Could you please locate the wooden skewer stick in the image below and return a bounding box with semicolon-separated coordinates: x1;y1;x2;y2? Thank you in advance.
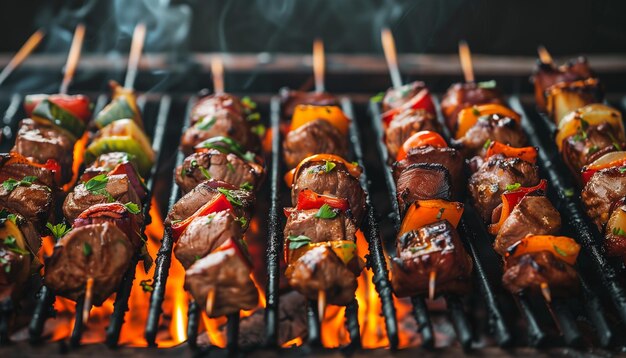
211;56;225;94
317;289;326;323
205;286;216;317
82;277;94;324
540;282;552;303
381;28;402;89
458;40;475;83
313;38;325;93
59;24;86;95
428;270;437;301
0;29;45;87
537;45;553;65
124;23;146;90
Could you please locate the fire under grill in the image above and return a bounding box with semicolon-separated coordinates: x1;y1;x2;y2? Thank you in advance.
0;54;626;356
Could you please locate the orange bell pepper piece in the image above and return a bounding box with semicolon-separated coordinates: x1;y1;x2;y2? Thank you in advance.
399;199;464;235
506;235;580;266
396;130;448;161
290;104;350;136
455;104;521;139
284;154;362;187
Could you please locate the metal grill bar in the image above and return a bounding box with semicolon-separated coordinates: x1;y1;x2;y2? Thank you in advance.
306;303;322;347
0;300;13;344
186;301;200;349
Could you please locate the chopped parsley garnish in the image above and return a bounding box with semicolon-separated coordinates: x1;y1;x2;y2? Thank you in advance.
620;167;626;174
3;236;28;255
247;112;261;121
562;188;575;197
613;227;626;237
315;204;338;219
288;235;312;250
199;136;255;162
0;257;10;273
123;202;141;215
483;139;492;150
195;116;217;130
0;209;17;225
553;245;568;257
505;182;521;191
608;132;622;151
2;175;37;192
235;216;248;227
324;160;336;173
370;92;385;103
46;222;72;241
82;242;93;257
477;80;497;89
139;279;154;292
199;165;212;179
240;182;254;191
241;96;257;110
351;161;359;167
588;145;600;155
84;174;114;202
226;162;235;173
251;124;266;137
472;106;481;116
217;187;243;206
204;213;216;225
436;208;445;219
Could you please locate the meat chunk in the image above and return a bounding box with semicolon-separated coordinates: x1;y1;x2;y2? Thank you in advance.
180;110;255;156
382;81;428;112
440;82;504;132
287;245;358;306
80;152;135;182
395;163;452;216
283;120;348;169
175;150;264;194
391;220;473;297
468;155;540;222
561;123;624;177
502;251;578;296
174;210;242;269
280;88;337;120
532;57;594;111
190;93;246;126
284;208;357;245
291;161;366;224
185;243;259;318
582;166;626;230
493;196;561;255
44;223;134;305
166;180;255;226
12;118;75;184
73;203;144;250
0;183;54;230
0;154;57;188
63;174;142;223
453;114;527;158
384;109;440;160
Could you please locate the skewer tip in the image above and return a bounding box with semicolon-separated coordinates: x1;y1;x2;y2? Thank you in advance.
317;289;326;323
458;40;475;83
540;282;552;303
381;27;402;89
313;38;325;93
428;270;437;300
82;277;94;324
211;55;225;94
205;286;216;317
537;45;553;65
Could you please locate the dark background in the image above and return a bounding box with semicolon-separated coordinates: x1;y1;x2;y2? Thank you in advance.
1;0;626;56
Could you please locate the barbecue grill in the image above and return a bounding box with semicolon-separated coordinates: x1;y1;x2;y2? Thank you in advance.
1;51;626;357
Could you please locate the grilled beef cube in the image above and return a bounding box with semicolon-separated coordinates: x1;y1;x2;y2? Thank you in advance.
468;155;540;222
63;174;142;223
0;154;57;188
440;82;504;132
280;88;337;120
190;93;246;126
44;223;134;305
390;220;473;297
175;150;264;194
493;196;561;255
393;146;464;198
80;152;136;181
283;120;348;169
291;161;366;225
288;245;358;306
396;163;452;215
532;57;594;112
12;118;75;184
181;110;255;156
174;210;242;269
0;183;54;230
185;242;258;318
384;109;440;160
165;179;254;226
453;114;527;158
502;251;578;296
561;123;624;177
73;203;143;250
582;166;626;230
382;81;428;112
284;208;357;244
546;78;603;124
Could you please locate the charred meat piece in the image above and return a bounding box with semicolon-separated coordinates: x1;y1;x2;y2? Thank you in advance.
283;119;348;169
0;154;57;189
73;203;143;250
382;81;428;112
287;245;358;306
468;155;540;222
395;163;452;216
561;123;625;177
532;57;594;111
284;208;357;244
391;220;473;297
291;161;366;224
44;223;134;305
63;174;142;223
393;145;464;198
190;93;246;126
502;251;578;296
166;179;255;226
181;110;255;156
493;196;561;255
582;166;626;230
440;82;504;132
12;118;75;184
185;242;258;318
280;88;337;120
174;210;242;269
175;150;264;194
453;114;527;158
0;183;54;230
80;152;136;181
384;109;440;160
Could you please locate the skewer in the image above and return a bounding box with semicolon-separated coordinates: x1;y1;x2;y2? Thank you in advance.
211;56;224;94
381;28;402;89
458;40;474;83
0;29;45;86
124;23;146;90
428;270;436;301
82;278;93;324
313;38;325;93
540;282;552;303
537;45;553;65
317;289;326;323
59;24;86;94
205;286;215;317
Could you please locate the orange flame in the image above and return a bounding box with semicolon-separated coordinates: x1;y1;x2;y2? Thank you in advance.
63;131;89;192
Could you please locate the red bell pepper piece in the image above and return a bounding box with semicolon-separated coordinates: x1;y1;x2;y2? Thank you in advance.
24;94;93;123
295;189;350;212
485;141;537;164
381;88;435;127
489;179;547;234
170;193;234;240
